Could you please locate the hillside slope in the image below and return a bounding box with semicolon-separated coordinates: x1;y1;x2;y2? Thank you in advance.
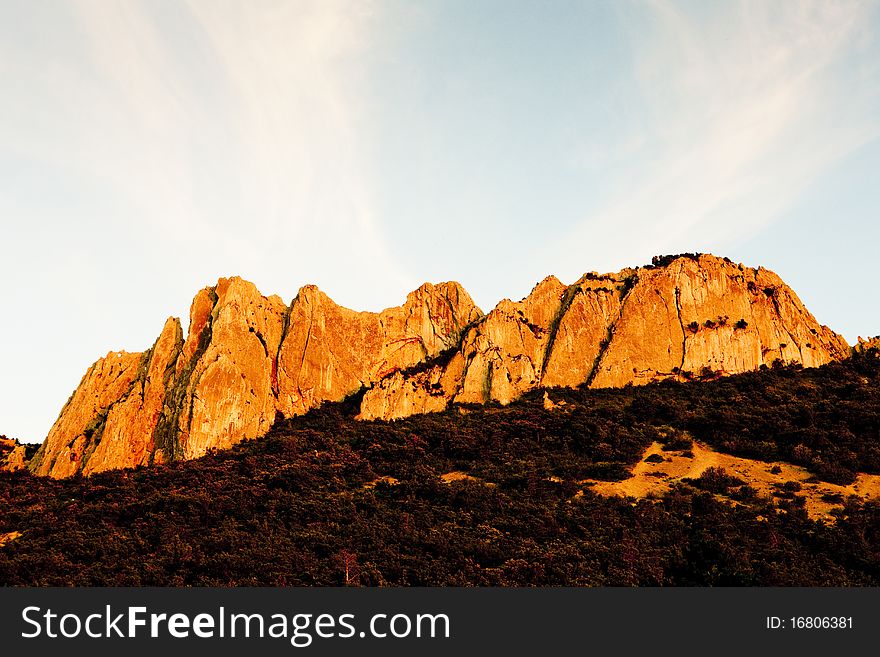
2;351;879;586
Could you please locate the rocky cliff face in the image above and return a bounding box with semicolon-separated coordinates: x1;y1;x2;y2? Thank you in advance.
24;255;852;477
275;282;481;418
30;350;145;478
359;254;850;420
29;278;480;477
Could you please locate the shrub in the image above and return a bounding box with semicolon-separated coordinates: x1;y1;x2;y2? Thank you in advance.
686;467;746;493
731;484;758;501
660;432;693;452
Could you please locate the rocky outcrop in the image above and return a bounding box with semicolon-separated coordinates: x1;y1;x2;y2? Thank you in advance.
171;279;288;461
354;276;567;420
0;437;28;473
275;282;481;417
30;278;480;477
82;317;184;474
452;275;567;406
30;351;144;478
855;336;880;354
28;254;853;477
589;256;848;387
360;254;850;420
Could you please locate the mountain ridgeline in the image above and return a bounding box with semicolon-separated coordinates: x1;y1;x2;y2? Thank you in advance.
20;254;851;478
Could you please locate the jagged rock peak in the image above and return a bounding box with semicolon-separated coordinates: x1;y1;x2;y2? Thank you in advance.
359;254;849;420
23;256;852;476
855;336;880;354
30;276;481;478
275;280;481;418
29;350;146;478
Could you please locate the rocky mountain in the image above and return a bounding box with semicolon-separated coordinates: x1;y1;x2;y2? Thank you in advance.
5;352;880;586
28;278;480;477
25;254;850;478
359;254;849;419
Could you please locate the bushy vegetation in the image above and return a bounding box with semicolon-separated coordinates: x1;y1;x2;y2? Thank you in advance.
621;353;880;484
1;354;879;586
649;253;705;268
685;467;745;494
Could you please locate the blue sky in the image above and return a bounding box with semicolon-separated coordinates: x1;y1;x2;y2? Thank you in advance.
2;0;879;443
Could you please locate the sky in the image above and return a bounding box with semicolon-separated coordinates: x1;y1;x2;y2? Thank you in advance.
1;0;879;443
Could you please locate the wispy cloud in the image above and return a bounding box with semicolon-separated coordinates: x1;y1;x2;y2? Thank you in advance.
4;0;413;308
547;0;880;278
0;0;411;443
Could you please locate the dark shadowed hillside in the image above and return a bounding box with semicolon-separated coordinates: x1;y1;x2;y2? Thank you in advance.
1;350;879;586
